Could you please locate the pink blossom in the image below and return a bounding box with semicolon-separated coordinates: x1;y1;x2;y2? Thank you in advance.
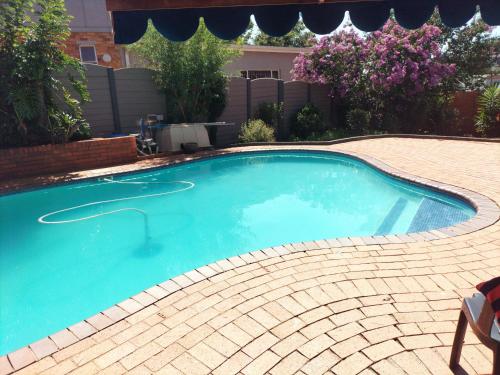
292;18;455;102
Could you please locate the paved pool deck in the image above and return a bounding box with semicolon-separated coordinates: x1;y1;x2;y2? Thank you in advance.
1;138;499;375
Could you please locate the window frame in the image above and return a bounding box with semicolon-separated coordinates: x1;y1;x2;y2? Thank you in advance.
79;44;98;65
240;70;280;80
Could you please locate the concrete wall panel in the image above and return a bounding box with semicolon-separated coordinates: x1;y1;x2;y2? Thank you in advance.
284;81;309;136
62;63;334;145
251;78;279;116
217;77;249;146
81;64;114;137
114;68;166;134
310;84;333;127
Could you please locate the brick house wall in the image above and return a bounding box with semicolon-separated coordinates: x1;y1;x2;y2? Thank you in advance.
224;46;310;81
64;0;124;68
64;31;124;69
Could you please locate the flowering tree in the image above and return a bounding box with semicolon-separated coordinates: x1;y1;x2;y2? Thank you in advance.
366;21;455;96
293;31;368;103
292;20;457;132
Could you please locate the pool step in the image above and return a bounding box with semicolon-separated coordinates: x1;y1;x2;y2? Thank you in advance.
375;198;408;235
407;198;469;233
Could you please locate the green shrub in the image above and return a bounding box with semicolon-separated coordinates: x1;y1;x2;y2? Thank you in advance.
290;103;325;139
0;0;91;148
428;104;463;136
129;21;238;124
49;110;91;143
475;85;500;137
239;120;276;143
346;109;371;135
253;102;283;130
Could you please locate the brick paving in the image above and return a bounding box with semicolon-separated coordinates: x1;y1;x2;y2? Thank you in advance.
1;138;499;375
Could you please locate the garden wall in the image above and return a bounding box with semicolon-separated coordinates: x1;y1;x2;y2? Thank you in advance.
283;81;308;140
80;64;115;136
73;65;166;137
70;64;479;145
0;136;137;179
73;64;335;145
114;68;167;134
217;77;249;147
452;91;479;135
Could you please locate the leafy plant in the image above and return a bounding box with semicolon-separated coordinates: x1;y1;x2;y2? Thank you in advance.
0;0;90;148
243;20;315;48
253;102;284;130
429;12;497;91
475;85;500;137
346;109;371;135
239;119;276;143
292;19;460;134
290;103;325;138
129;21;238;123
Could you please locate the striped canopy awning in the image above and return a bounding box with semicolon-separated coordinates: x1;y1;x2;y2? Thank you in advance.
106;0;500;44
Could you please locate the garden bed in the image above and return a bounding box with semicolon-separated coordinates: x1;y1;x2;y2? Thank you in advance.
0;136;137;180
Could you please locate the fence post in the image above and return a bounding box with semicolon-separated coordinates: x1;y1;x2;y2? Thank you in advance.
277;79;284;103
277;80;287;140
107;68;122;134
246;78;251;123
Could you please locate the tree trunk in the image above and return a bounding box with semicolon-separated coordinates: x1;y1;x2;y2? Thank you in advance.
35;81;49;138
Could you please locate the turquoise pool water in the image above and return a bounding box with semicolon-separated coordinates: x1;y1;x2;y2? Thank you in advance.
0;151;475;354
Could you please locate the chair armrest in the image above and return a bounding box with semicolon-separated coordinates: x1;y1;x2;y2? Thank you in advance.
477;296;495;338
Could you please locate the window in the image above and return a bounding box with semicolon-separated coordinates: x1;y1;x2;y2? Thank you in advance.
241;70;280;80
79;45;97;64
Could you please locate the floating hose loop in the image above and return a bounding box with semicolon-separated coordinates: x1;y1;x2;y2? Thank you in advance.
38;178;195;224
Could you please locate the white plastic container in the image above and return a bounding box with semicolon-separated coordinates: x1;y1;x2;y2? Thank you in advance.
156;124;211;152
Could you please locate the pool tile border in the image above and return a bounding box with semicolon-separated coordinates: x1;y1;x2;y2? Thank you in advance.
1;147;499;373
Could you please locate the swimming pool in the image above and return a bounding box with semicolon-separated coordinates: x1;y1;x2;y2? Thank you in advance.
0;151;475;354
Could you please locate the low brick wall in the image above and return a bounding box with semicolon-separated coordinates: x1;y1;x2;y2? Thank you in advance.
0;136;137;180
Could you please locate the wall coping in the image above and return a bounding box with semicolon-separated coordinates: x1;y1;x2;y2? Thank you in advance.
0;136;137;180
0;136;135;154
232;133;500;147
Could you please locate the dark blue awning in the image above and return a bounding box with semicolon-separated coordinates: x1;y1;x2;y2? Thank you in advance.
112;0;500;44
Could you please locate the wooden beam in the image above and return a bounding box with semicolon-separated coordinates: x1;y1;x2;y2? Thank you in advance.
106;0;380;12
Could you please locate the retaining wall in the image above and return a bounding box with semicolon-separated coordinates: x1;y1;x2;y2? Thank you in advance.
0;136;137;179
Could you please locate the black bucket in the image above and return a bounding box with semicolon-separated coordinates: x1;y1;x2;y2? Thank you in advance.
181;142;199;154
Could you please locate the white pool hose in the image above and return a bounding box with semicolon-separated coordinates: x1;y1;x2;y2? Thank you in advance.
38;178;195;224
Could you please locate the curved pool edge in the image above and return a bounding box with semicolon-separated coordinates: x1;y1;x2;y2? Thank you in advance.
3;147;499;372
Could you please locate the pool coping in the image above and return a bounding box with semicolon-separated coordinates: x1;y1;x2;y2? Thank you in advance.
233;133;500;147
2;147;499;373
